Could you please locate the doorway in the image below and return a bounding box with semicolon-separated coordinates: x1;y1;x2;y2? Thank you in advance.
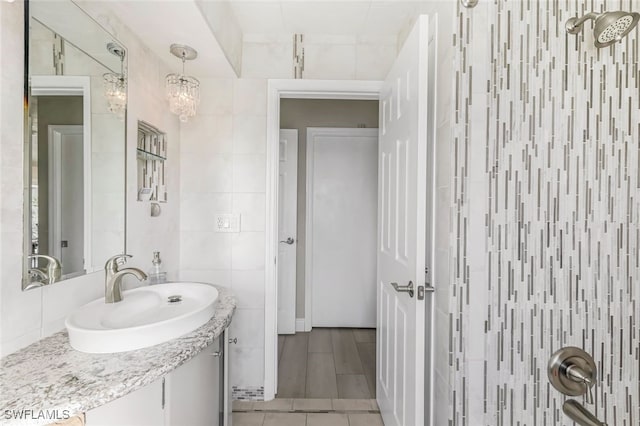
265;81;383;403
276;99;379;399
278;100;379;332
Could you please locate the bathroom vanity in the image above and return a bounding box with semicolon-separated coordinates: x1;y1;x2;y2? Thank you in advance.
0;285;236;426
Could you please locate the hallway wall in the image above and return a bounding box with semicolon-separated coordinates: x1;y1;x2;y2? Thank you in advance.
450;1;640;424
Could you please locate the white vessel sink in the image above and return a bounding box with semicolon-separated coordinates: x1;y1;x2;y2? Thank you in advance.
66;282;218;353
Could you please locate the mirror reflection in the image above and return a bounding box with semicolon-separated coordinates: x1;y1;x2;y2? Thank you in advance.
24;0;127;290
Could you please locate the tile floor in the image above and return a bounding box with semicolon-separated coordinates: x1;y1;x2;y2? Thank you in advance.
232;398;383;426
276;328;376;399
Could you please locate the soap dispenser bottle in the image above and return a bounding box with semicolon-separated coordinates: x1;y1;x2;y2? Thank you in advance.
148;251;167;284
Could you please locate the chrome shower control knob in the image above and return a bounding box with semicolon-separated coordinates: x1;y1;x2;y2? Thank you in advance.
548;347;597;403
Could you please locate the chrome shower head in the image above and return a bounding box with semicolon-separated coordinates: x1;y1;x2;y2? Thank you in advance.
566;11;640;48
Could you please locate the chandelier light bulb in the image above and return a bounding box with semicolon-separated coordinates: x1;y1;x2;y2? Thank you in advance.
103;42;127;120
165;44;200;123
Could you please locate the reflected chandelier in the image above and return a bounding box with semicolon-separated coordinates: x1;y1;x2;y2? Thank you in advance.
166;44;200;123
103;42;127;119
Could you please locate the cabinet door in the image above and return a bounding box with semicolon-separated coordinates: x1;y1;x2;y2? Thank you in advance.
165;338;221;426
85;379;164;426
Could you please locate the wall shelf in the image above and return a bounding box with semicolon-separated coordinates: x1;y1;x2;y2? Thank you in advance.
136;148;166;162
137;121;167;203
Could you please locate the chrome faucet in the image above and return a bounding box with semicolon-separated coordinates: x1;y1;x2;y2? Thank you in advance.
104;254;147;303
28;268;48;282
28;254;62;285
563;400;607;426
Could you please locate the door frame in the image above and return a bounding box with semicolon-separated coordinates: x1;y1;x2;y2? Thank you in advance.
277;128;299;335
47;124;87;280
265;80;382;400
305;126;379;329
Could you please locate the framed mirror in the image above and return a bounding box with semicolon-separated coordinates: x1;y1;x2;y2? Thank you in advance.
23;0;127;290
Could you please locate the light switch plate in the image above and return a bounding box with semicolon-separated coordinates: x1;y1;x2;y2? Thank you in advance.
214;213;241;233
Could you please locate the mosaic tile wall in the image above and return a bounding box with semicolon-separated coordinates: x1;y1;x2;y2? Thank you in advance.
450;1;640;425
232;385;264;401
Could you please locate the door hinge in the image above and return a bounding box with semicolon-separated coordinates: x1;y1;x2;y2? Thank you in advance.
161;377;165;409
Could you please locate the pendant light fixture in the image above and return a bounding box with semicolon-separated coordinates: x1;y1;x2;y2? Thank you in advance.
165;44;200;123
103;42;127;119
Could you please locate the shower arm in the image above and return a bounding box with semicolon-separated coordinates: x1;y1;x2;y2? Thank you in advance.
566;12;599;33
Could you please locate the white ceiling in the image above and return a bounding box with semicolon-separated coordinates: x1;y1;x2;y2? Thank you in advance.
97;1;239;78
229;1;423;36
93;0;435;78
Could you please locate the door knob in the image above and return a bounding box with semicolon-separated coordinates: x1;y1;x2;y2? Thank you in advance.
390;281;414;298
279;237;295;245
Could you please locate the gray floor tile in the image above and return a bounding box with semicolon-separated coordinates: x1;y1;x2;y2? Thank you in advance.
306;413;349;426
353;329;376;343
356;342;376;397
332;399;375;412
233;400;255;411
277;333;309;398
336;374;371;399
348;413;384;426
308;328;333;353
292;398;333;411
306;353;339;398
232;412;265;426
253;398;293;411
263;413;306;426
331;329;363;374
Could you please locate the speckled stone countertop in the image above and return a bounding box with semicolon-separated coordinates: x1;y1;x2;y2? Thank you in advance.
0;285;236;426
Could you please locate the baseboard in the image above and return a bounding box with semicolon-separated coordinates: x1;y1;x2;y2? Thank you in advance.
295;318;307;332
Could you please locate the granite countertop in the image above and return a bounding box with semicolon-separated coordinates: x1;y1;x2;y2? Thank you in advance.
0;284;236;426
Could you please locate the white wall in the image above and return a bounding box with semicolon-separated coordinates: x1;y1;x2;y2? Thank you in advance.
179;35;398;396
0;0;181;356
242;34;397;80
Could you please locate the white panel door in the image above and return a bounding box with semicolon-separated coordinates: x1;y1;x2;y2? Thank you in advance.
377;16;430;426
308;127;378;328
277;129;298;334
48;125;85;279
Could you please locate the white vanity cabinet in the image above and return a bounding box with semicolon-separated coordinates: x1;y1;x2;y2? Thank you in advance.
85;379;165;426
86;334;230;426
164;338;222;425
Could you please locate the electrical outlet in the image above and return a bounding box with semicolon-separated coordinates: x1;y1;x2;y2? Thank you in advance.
214;213;241;233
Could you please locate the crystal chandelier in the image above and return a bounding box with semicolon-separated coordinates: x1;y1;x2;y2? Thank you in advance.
103;42;127;119
166;44;200;123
